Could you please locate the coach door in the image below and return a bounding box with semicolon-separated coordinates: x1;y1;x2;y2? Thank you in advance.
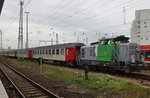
66;48;76;61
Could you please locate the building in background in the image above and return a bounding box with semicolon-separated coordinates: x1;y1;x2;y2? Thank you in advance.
131;9;150;63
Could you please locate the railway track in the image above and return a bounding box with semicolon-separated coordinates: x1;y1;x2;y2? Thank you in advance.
120;72;150;81
0;60;59;98
46;61;150;82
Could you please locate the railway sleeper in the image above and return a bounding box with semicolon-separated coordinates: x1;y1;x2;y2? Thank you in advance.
17;84;33;88
21;88;38;92
23;91;43;94
20;87;36;90
25;93;48;97
35;96;50;98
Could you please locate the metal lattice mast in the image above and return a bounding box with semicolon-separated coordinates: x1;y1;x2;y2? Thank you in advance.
18;0;24;50
18;0;24;59
0;30;2;51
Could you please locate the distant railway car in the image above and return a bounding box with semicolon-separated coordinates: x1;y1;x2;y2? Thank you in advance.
28;43;85;65
8;50;17;58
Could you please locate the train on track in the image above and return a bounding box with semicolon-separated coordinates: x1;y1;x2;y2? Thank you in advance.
2;35;142;72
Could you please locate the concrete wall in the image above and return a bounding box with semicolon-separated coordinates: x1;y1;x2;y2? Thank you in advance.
131;9;150;45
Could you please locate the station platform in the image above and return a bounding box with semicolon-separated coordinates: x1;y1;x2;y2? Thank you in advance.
0;79;8;98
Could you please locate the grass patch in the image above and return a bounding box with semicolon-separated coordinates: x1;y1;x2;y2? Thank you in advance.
3;57;150;98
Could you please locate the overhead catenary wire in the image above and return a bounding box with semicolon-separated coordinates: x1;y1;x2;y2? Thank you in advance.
48;0;136;27
52;0;90;20
52;0;114;26
35;0;76;29
54;0;150;29
44;0;75;25
35;0;65;27
4;0;33;33
59;0;147;27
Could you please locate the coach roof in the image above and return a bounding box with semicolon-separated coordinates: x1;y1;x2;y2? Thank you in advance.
30;43;85;50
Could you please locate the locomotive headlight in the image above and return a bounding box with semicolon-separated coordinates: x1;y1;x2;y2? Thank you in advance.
130;55;135;63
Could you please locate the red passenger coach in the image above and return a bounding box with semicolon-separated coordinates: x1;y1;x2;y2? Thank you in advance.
27;43;85;65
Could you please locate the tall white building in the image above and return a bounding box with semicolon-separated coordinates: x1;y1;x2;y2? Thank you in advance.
131;9;150;63
131;9;150;45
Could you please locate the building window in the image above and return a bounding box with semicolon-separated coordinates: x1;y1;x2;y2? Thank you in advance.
144;26;147;28
138;26;140;28
146;38;148;40
141;38;143;40
138;22;140;24
144;22;147;24
56;49;59;55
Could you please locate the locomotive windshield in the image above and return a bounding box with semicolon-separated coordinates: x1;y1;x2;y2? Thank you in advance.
99;35;129;45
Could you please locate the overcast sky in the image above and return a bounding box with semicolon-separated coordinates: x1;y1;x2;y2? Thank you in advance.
0;0;150;49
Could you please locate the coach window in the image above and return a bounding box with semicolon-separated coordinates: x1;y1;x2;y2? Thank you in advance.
50;50;51;55
49;50;51;55
56;49;59;55
66;49;69;55
61;49;64;55
46;50;47;54
52;49;55;55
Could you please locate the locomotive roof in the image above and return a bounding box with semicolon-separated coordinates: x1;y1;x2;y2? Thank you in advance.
30;43;85;50
100;35;129;42
91;35;130;45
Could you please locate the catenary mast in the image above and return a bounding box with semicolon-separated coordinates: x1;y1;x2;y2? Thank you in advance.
18;0;24;59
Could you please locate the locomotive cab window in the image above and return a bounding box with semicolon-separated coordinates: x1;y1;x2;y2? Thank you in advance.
90;50;92;56
81;49;85;58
